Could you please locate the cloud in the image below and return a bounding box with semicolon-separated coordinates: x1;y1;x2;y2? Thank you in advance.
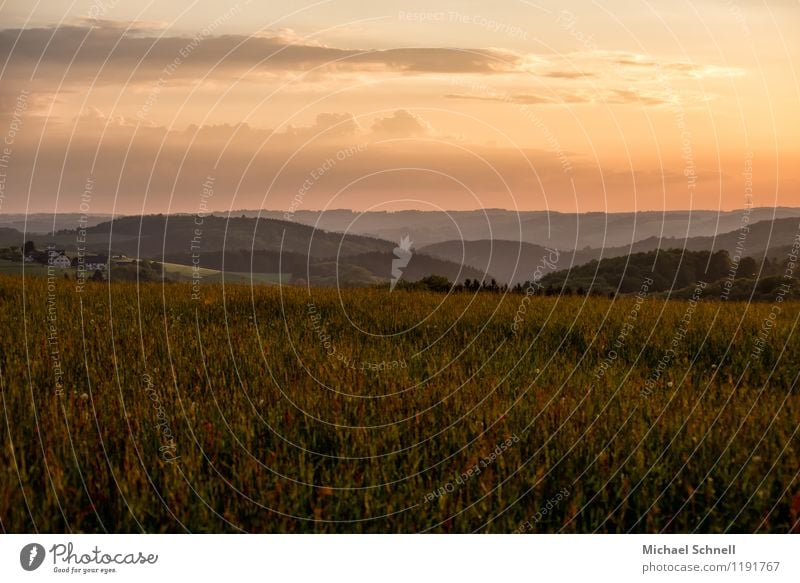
445;92;557;104
606;52;746;78
538;71;594;79
445;87;675;107
0;103;774;216
0;21;743;128
75;105;138;127
0;112;567;214
0;22;524;89
284;112;361;140
370;110;432;137
73;18;169;34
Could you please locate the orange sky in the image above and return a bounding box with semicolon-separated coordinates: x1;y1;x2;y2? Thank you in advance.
0;0;797;214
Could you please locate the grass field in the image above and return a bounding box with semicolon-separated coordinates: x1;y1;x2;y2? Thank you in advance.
144;262;286;285
0;259;57;277
1;274;798;533
0;259;286;286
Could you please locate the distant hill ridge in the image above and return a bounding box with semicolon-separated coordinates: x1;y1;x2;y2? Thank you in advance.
251;207;800;249
420;217;800;284
0;214;484;287
2;212;800;288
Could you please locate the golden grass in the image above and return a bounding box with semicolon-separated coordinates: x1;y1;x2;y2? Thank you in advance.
1;275;798;533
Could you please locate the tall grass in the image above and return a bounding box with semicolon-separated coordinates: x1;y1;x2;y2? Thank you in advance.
1;275;798;533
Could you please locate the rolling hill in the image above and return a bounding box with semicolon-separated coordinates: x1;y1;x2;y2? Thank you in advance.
254;207;800;249
419;217;800;285
56;214;396;258
419;239;591;285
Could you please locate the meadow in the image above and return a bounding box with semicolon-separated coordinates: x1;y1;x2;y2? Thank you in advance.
0;274;798;533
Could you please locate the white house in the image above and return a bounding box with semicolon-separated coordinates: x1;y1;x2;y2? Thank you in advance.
85;255;108;271
51;254;72;269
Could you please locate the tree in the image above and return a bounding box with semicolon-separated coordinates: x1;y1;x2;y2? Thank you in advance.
23;241;36;255
738;256;757;279
707;250;732;281
420;275;451;292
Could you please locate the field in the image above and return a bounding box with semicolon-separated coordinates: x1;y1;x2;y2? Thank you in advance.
159;261;285;285
0;259;55;277
0;274;798;533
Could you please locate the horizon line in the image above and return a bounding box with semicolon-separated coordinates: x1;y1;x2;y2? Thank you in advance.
6;205;800;217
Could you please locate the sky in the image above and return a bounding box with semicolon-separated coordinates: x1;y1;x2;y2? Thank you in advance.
0;0;798;215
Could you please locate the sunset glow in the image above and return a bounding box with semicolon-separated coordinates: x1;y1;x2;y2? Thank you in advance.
0;0;797;214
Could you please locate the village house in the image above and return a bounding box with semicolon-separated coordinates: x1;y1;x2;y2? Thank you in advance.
50;253;72;269
85;254;109;272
